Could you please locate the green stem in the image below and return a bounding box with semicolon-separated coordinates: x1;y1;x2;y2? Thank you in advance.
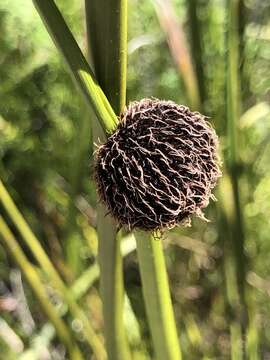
71;233;136;300
85;0;127;112
0;217;83;360
33;0;117;134
85;1;131;359
246;292;259;360
230;321;244;360
136;232;182;360
219;174;247;359
85;0;127;114
187;0;206;106
238;0;248;103
97;213;131;360
226;0;247;321
225;6;259;344
0;179;106;360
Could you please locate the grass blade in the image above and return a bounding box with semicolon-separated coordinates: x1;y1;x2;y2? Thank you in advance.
0;179;106;359
0;217;83;360
33;0;117;134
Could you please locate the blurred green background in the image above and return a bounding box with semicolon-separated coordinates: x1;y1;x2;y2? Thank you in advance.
0;0;270;359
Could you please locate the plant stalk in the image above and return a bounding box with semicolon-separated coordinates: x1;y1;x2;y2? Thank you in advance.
218;178;244;360
136;232;182;360
226;2;259;357
85;0;131;359
85;0;127;112
226;0;247;321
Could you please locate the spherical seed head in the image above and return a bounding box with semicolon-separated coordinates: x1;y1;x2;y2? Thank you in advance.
95;98;221;231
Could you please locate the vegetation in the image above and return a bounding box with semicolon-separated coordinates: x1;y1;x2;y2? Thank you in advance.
0;0;269;359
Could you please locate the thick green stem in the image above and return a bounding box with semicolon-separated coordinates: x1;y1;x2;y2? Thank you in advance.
97;212;131;360
85;1;131;359
0;179;106;360
0;217;83;360
136;232;182;360
85;0;127;112
33;0;117;134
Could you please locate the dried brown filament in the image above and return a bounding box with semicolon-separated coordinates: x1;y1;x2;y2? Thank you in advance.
95;98;221;231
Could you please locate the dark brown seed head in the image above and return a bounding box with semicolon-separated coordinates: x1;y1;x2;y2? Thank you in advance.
95;98;221;231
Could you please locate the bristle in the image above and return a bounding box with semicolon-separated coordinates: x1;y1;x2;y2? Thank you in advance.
95;98;221;231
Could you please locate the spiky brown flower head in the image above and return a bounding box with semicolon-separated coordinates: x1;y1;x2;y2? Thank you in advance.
95;98;221;231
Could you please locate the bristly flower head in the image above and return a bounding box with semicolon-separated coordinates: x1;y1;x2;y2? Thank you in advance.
95;98;221;231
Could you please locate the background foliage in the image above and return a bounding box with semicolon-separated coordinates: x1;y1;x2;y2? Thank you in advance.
0;0;270;358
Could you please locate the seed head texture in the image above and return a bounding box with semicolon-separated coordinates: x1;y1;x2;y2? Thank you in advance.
95;98;221;231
